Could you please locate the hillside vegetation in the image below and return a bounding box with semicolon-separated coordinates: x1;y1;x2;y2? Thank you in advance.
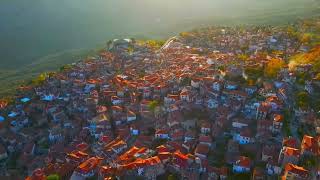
0;49;97;96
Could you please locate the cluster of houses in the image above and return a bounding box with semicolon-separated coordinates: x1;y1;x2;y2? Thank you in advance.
0;25;319;180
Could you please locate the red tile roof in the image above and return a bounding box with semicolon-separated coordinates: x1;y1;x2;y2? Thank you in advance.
173;151;188;169
76;157;103;174
156;145;170;153
26;168;46;180
258;102;271;113
273;114;284;122
121;156;161;170
118;146;140;161
301;135;319;155
283;147;300;157
0;100;8;109
155;129;168;135
199;135;212;143
284;163;309;179
76;142;89;152
283;137;298;148
195;144;210;156
235;156;251;168
111;106;123;112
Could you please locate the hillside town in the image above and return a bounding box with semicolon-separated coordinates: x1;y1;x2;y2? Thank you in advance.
0;21;320;180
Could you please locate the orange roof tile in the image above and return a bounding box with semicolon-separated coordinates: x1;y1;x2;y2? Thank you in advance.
274;114;284;122
283;147;300;157
77;157;103;174
236;156;251;168
283;137;298;148
195;144;210;155
284;163;309;178
301;135;319;155
118;146;139;161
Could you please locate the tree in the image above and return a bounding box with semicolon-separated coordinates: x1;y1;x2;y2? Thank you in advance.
145;40;165;49
127;46;134;55
31;73;47;86
59;64;73;71
295;91;309;109
148;100;159;112
287;26;299;39
179;32;193;38
180;77;191;86
237;54;249;61
289;46;320;71
300;33;313;45
167;174;178;180
47;174;60;180
48;72;56;78
264;58;285;78
244;66;264;80
138;69;146;78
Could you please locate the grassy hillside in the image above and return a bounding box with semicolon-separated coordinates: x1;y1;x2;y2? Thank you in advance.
0;48;98;97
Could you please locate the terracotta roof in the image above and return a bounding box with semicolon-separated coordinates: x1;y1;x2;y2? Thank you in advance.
97;105;108;113
167;94;180;101
258;102;271;112
173;151;188;160
284;163;309;178
167;141;184;152
173;151;188;168
301;135;319;155
76;142;89;152
235;156;251;168
158;152;172;161
199;135;212;143
155;129;168;135
111;140;127;150
171;130;184;139
201;122;211;129
121;156;161;170
0;100;8;109
100;135;111;144
76;157;103;174
273;114;284;122
283;137;298;148
127;110;136;117
135;147;147;155
67;150;89;162
118;146;139;161
195;144;210;155
240;129;253;138
156;145;170;153
26;168;46;180
111;106;123;112
283;147;300;157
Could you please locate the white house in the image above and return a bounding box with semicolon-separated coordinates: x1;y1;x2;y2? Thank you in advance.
212;81;222;91
180;89;192;102
130;127;139;136
155;130;169;139
266;162;282;175
207;99;219;109
234;130;253;145
127;111;137;122
225;82;238;90
111;96;122;105
191;79;200;88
